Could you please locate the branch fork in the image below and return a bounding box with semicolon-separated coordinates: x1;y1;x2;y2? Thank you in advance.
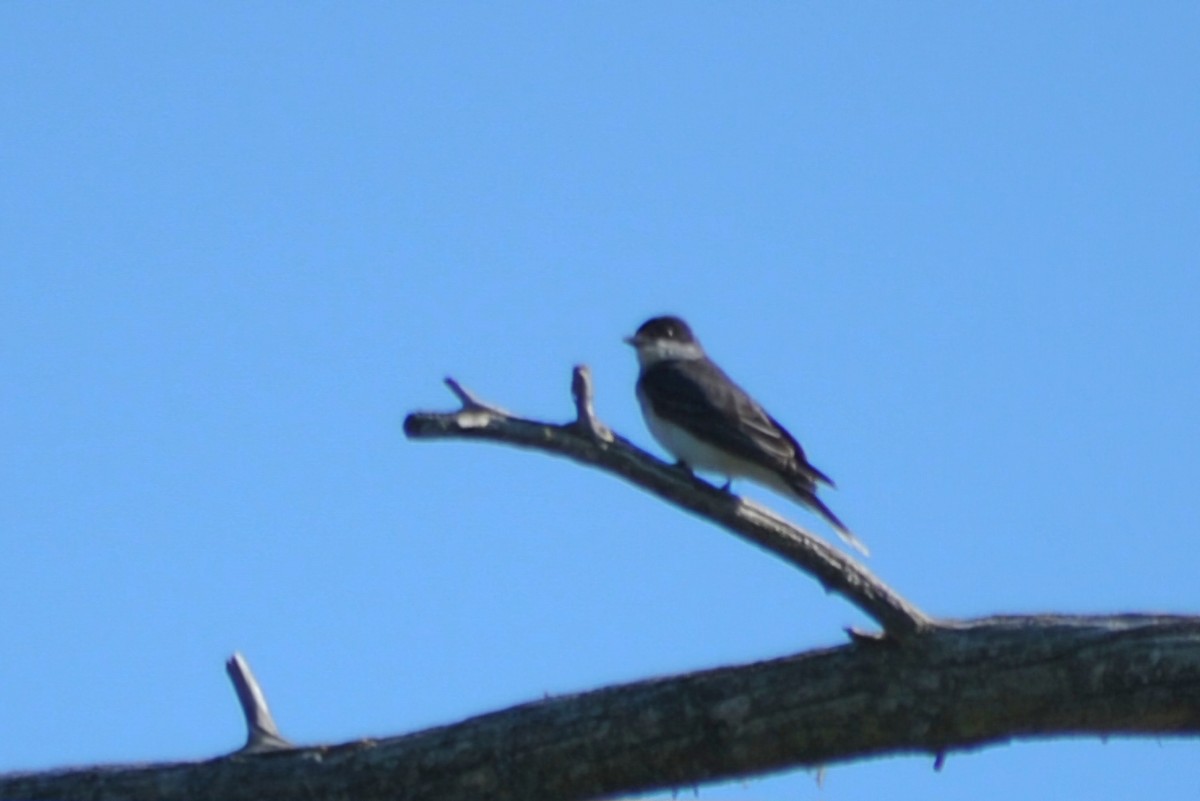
405;366;934;638
6;369;1200;801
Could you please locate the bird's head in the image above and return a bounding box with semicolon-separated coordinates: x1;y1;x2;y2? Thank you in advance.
624;315;705;367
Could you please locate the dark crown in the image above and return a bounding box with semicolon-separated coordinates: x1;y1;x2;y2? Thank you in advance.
635;315;697;344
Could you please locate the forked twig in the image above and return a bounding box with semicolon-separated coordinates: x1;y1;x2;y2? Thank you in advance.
404;367;934;638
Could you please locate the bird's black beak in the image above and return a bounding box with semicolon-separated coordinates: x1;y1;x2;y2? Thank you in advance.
623;335;639;347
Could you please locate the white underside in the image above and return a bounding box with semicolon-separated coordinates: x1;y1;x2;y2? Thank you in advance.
636;377;871;555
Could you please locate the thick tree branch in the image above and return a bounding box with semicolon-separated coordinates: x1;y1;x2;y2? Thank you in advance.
9;374;1194;801
6;615;1200;801
403;369;933;637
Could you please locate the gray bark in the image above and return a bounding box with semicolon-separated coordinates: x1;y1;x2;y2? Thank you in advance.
5;615;1200;801
3;370;1194;801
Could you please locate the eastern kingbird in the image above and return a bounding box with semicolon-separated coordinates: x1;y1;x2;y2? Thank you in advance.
626;315;868;556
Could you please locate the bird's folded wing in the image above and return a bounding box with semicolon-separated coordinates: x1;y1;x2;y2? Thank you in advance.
639;360;799;468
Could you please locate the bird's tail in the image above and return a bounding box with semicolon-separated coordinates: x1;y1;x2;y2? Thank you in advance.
794;486;870;557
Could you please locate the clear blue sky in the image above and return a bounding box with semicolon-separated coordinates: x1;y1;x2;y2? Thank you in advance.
3;4;1198;798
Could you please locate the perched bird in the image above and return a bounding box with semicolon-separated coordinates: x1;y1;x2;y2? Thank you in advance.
625;315;868;556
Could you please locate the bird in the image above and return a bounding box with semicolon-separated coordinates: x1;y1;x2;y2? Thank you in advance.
625;314;868;556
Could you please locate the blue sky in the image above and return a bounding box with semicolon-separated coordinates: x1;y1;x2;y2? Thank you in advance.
2;3;1198;798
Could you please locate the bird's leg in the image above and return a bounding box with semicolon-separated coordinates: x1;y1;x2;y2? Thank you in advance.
720;478;734;492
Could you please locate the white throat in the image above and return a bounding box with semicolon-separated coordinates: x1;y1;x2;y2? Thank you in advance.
634;339;705;368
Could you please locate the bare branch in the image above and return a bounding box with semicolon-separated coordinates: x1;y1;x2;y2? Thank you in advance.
570;364;613;442
225;653;292;755
5;375;1197;800
444;376;508;416
7;615;1200;801
404;371;934;637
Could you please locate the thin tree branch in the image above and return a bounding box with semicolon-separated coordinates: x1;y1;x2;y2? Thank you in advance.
403;369;934;638
569;365;613;442
6;615;1200;801
225;653;292;755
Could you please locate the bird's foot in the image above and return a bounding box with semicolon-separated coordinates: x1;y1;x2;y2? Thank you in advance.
674;460;695;476
720;478;734;492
